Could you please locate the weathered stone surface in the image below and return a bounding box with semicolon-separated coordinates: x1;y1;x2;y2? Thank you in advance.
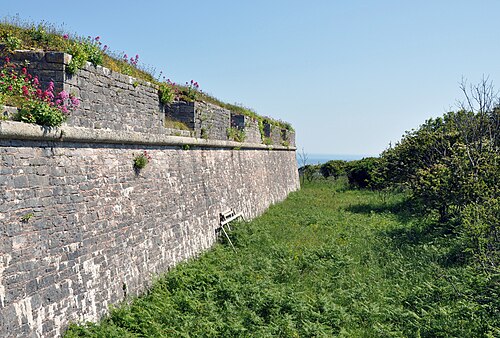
1;51;296;147
0;137;299;337
0;50;298;338
230;114;261;144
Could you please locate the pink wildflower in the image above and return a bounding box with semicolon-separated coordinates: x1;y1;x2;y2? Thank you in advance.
58;90;69;100
70;96;80;106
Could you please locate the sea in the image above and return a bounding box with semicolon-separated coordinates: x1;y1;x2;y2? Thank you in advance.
296;153;373;166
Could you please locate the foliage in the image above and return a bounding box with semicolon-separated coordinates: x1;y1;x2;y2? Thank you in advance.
133;151;151;170
376;79;499;270
20;212;34;223
298;164;321;184
180;79;199;102
1;32;21;52
64;181;499;337
345;157;382;189
163;116;189;131
158;81;176;105
320;160;346;179
66;36;104;75
226;127;246;142
0;57;79;126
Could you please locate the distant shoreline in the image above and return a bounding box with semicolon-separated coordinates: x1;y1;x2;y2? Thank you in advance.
297;153;375;165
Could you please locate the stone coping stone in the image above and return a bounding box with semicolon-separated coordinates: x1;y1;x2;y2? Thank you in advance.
0;120;296;151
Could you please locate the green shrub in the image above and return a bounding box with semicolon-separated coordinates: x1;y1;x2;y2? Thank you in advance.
158;82;175;105
320;160;346;179
1;32;21;51
16;100;67;127
345;157;381;189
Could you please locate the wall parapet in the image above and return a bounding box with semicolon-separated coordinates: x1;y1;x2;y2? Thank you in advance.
0;120;295;150
3;50;296;147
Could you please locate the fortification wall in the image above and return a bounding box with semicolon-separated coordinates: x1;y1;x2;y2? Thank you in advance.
3;50;295;146
0;121;299;337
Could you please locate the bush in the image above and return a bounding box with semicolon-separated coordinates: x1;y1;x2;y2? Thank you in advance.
320;160;346;179
345;157;381;189
375;82;500;269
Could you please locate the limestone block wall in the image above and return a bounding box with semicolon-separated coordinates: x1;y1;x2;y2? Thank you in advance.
6;51;165;134
282;130;296;147
230;114;261;144
2;50;295;146
165;101;231;141
0;120;299;337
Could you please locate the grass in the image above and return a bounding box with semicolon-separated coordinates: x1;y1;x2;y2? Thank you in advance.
65;178;499;337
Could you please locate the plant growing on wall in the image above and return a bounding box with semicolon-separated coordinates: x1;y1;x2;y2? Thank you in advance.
159;80;176;105
227;127;246;142
0;57;80;127
180;80;199;102
133;150;152;170
66;36;104;75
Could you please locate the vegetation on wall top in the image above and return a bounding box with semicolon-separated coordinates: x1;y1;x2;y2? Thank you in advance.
0;17;293;131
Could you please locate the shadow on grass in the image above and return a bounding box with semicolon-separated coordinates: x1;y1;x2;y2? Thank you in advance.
346;196;470;267
345;197;417;224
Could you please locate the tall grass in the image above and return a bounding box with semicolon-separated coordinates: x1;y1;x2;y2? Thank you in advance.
65;179;499;337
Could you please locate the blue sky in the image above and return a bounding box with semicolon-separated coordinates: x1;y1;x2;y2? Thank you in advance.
2;1;500;156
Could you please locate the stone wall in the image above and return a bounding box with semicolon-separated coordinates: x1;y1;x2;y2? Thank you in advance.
0;121;299;337
230;114;261;144
165;101;231;140
3;50;295;146
6;51;165;135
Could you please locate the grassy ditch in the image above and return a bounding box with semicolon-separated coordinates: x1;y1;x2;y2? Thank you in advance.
65;179;499;337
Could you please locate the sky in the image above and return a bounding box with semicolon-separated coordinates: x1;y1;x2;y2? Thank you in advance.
2;1;500;156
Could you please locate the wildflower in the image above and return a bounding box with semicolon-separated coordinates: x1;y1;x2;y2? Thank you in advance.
58;90;69;100
63;34;69;40
95;36;100;41
7;85;12;91
21;86;29;96
70;96;80;106
21;68;27;75
5;57;10;63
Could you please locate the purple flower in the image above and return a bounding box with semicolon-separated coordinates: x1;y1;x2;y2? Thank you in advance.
58;90;69;100
70;96;80;106
63;34;69;40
